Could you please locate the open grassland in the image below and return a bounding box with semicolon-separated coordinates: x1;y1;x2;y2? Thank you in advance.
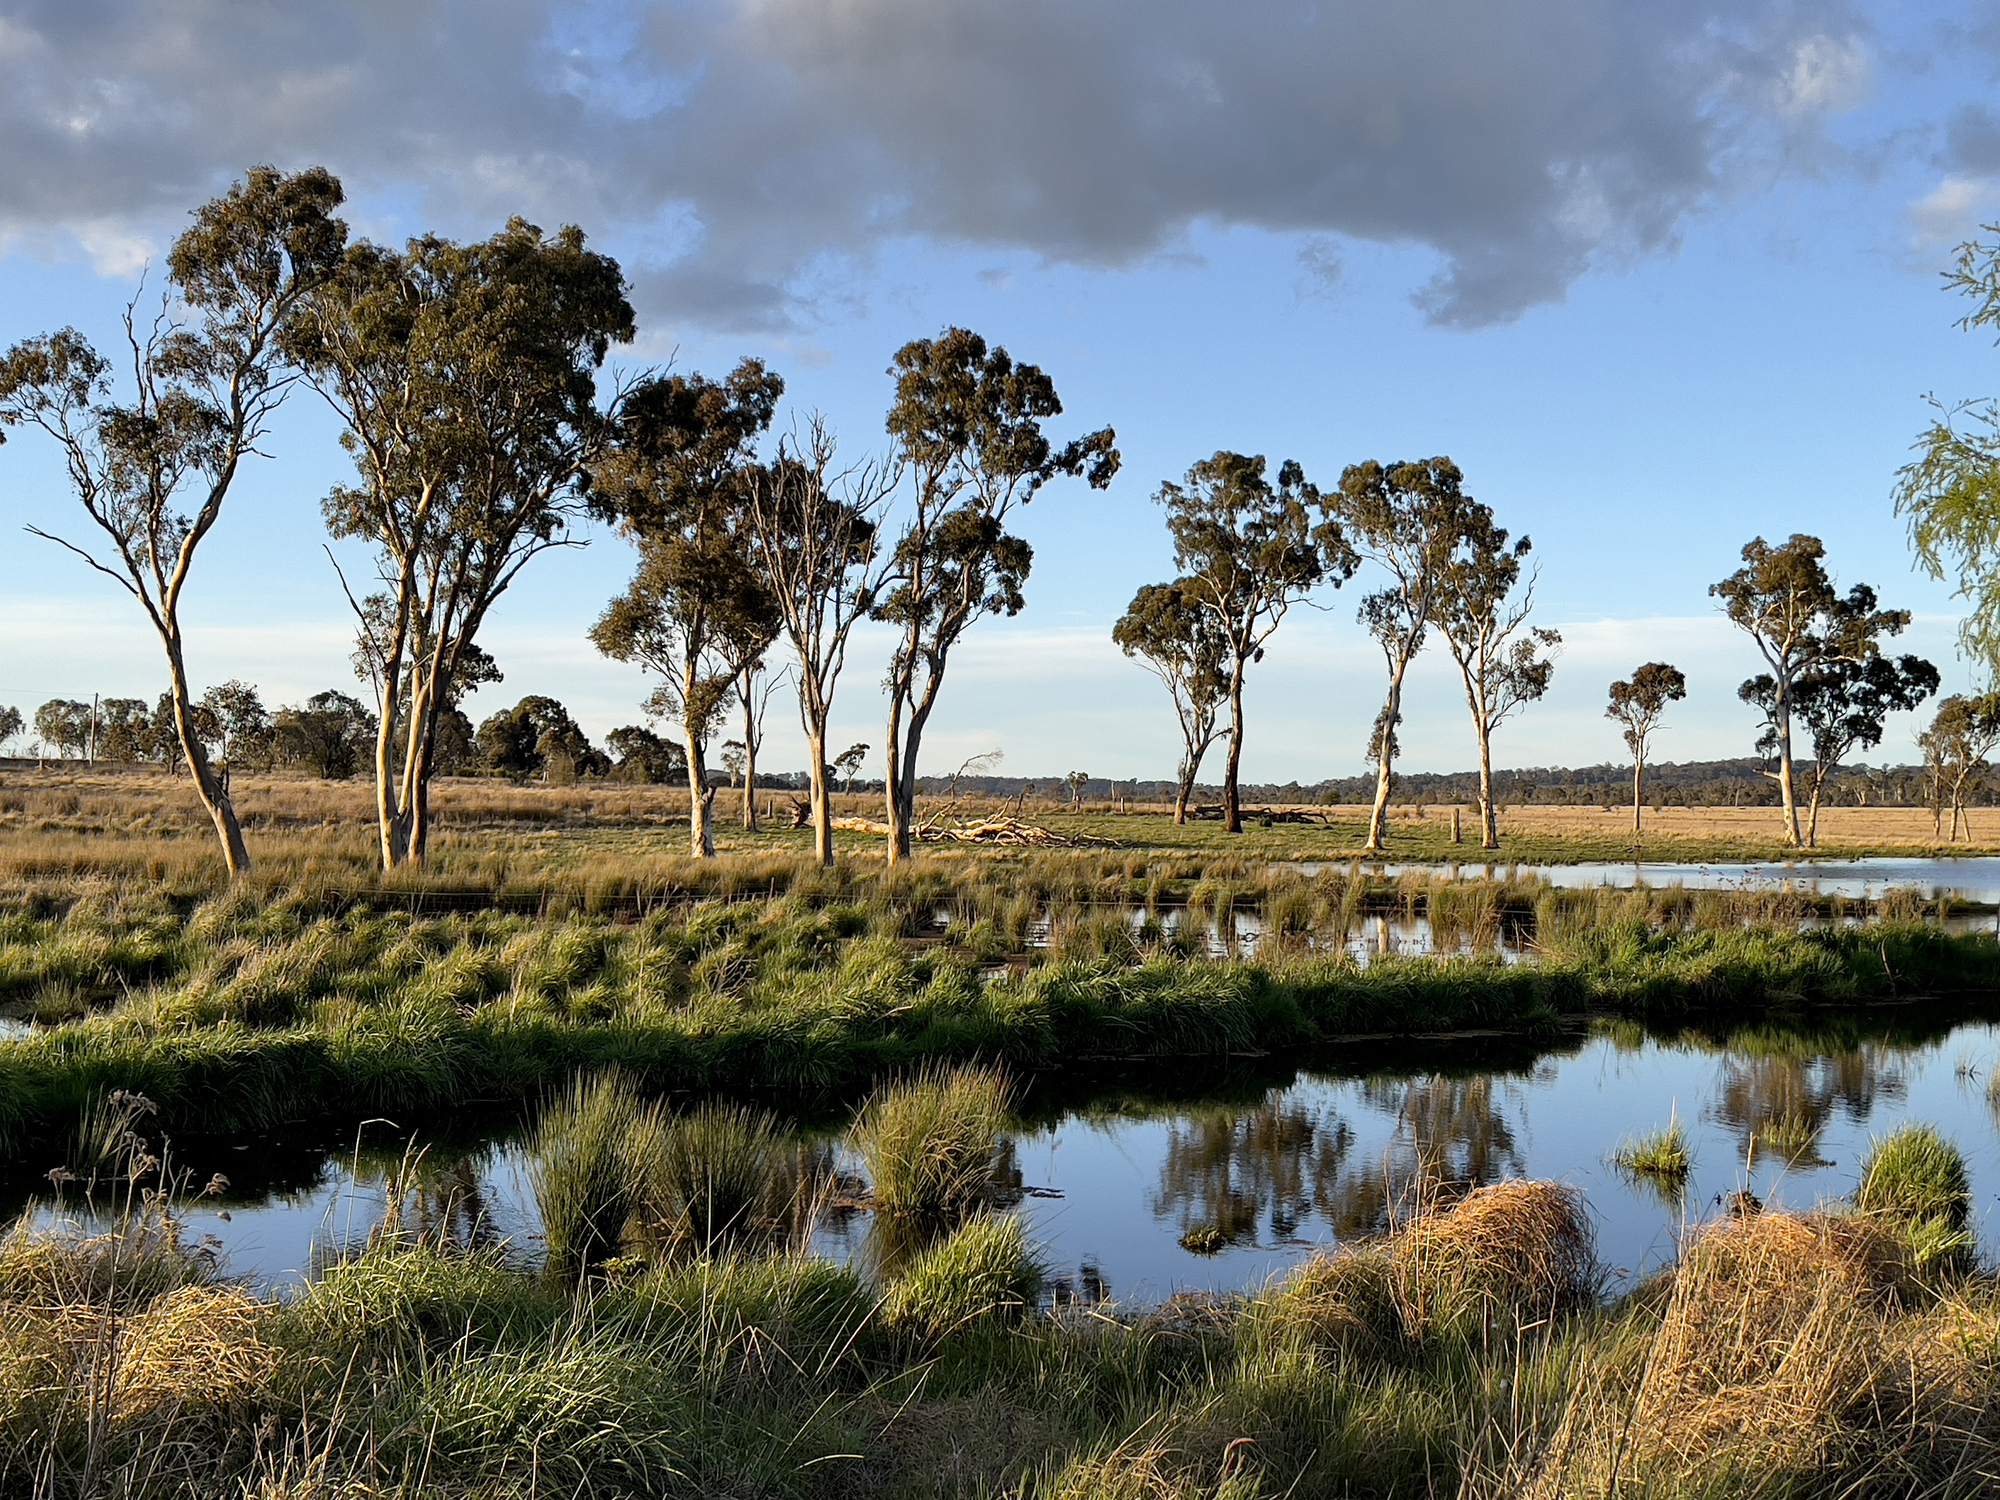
0;851;1995;1154
11;1104;2000;1500
4;767;2000;881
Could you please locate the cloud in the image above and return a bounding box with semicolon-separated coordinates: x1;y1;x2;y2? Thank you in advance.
0;0;1871;329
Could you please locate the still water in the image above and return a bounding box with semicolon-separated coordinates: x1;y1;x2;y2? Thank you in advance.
1338;856;2000;905
39;1019;2000;1305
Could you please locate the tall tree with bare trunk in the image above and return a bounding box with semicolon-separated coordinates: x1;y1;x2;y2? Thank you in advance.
1435;513;1560;848
1157;453;1352;834
1606;662;1687;835
0;166;348;877
744;419;889;862
1113;580;1232;824
1713;535;1913;848
590;360;783;857
1333;457;1482;853
297;218;633;867
875;327;1118;862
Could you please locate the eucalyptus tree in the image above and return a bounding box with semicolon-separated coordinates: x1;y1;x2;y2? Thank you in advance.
1333;458;1483;852
1158;452;1351;833
1919;693;2000;840
1742;652;1938;846
0;705;22;753
743;418;890;862
730;658;786;830
588;360;783;856
1712;535;1914;847
297;217;633;867
1435;513;1560;848
1894;229;2000;679
1606;663;1687;834
0;166;348;874
1113;580;1231;823
875;327;1119;862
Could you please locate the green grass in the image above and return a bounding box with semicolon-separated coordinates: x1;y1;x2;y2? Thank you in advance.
0;869;1996;1155
11;1130;1999;1500
1612;1116;1692;1184
852;1064;1014;1219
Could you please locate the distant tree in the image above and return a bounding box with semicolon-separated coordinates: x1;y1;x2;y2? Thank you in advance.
1113;580;1230;824
97;698;153;763
721;740;748;788
275;690;376;779
1065;770;1090;807
833;743;869;793
475;696;596;782
730;659;786;829
1158;452;1353;834
1893;229;2000;680
1332;457;1484;853
1606;663;1688;835
1713;535;1917;847
0;166;348;874
1435;509;1560;848
606;724;688;784
875;327;1118;862
1742;654;1939;847
589;360;783;856
296;215;633;868
743;418;889;861
34;700;92;761
200;680;270;766
0;705;22;753
1918;693;2000;841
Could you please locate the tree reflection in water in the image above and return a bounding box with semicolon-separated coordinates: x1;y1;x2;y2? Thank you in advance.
1148;1075;1527;1250
1709;1045;1909;1170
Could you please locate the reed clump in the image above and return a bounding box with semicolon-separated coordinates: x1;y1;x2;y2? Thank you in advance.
880;1213;1045;1340
852;1064;1015;1218
1612;1116;1692;1185
1854;1123;1974;1273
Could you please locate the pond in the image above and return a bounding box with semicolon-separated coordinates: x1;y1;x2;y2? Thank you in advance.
24;1017;2000;1305
1337;856;2000;906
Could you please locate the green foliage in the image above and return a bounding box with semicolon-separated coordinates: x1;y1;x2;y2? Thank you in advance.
638;1101;786;1254
1613;1116;1691;1183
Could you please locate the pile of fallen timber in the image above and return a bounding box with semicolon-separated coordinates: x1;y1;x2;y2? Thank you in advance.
1185;804;1334;825
828;814;1113;848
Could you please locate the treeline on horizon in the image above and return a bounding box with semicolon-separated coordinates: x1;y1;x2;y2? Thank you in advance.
10;164;2000;873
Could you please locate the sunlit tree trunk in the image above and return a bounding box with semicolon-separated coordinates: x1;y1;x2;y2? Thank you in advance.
1364;663;1410;852
1222;661;1247;834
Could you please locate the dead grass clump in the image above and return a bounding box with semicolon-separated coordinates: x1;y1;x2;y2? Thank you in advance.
1530;1211;2000;1496
112;1285;280;1417
1389;1180;1595;1342
1255;1245;1402;1355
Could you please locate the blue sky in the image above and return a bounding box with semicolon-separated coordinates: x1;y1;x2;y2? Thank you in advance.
4;1;2000;785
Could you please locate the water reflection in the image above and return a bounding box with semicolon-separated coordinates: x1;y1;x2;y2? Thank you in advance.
1708;1047;1910;1170
1151;1101;1352;1248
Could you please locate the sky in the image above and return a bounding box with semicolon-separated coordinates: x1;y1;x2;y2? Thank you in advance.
4;0;2000;785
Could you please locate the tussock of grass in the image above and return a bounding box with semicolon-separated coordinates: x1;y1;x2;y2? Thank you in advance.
1613;1116;1691;1183
853;1064;1014;1218
529;1068;652;1283
881;1213;1044;1340
1855;1122;1975;1274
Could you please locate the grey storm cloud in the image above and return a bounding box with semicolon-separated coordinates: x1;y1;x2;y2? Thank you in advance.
0;0;1870;329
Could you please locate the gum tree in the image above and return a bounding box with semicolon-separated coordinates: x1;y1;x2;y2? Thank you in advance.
1606;663;1687;834
589;361;783;857
1113;580;1231;824
0;166;348;875
1158;452;1352;834
743;418;890;862
1919;692;2000;840
1742;653;1938;846
1333;457;1483;853
875;327;1118;861
297;217;634;867
1435;511;1560;848
1713;535;1914;847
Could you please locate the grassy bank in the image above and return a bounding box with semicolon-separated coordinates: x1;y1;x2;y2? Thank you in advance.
9;1116;2000;1499
0;863;1996;1153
